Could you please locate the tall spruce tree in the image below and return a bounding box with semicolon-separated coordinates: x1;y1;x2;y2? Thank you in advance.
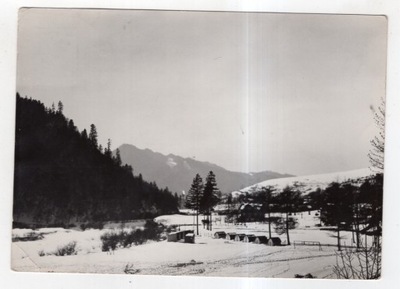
81;129;88;140
105;139;112;158
114;148;122;166
185;174;204;235
89;124;98;149
57;101;64;114
201;171;220;230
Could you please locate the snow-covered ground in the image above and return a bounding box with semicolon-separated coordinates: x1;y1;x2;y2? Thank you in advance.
11;211;368;278
240;168;373;195
155;211;361;247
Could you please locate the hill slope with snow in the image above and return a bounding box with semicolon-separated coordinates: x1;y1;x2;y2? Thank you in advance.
241;168;374;195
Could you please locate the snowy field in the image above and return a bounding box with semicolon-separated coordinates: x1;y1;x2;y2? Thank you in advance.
11;211;364;278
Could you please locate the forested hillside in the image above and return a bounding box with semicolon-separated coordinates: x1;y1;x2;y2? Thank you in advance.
13;94;178;227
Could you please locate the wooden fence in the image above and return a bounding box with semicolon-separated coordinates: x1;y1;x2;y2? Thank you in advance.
293;240;360;251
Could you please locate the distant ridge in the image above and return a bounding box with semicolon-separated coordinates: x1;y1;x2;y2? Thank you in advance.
117;144;294;195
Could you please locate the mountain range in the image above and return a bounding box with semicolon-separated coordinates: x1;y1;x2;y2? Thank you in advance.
116;144;294;195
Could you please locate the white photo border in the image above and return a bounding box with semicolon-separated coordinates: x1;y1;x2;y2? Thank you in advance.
1;1;399;289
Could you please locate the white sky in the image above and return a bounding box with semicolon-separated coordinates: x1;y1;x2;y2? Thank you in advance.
16;9;387;176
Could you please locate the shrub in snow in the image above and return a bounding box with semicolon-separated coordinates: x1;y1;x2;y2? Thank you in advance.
12;231;44;242
54;241;78;256
273;217;298;235
100;220;165;251
124;263;140;274
143;220;164;240
122;230;145;247
131;229;145;245
100;231;121;251
80;221;104;231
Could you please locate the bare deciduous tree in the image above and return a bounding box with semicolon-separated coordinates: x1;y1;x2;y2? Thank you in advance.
368;98;385;173
333;238;381;279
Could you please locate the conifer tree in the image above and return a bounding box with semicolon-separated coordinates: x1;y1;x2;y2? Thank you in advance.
201;171;220;230
321;182;355;251
57;101;64;114
104;139;112;158
81;129;88;140
89;124;98;149
185;174;204;235
68;119;76;131
115;148;122;166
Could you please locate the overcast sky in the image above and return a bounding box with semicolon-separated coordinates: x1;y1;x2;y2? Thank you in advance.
16;9;387;176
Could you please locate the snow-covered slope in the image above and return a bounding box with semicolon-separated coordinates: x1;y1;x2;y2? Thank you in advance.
241;168;374;195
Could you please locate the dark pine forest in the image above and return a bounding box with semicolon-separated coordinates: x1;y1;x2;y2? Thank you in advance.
13;94;178;227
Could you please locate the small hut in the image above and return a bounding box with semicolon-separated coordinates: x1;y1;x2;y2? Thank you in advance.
254;236;268;244
234;234;246;242
226;233;237;240
167;230;194;242
214;231;227;239
243;234;256;243
267;237;282;246
184;233;195;243
167;232;178;242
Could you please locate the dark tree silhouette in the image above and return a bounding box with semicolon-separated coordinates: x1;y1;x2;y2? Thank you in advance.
358;174;383;246
114;148;122;166
253;186;276;239
81;129;88;140
104;139;112;158
200;171;220;230
321;182;355;251
275;186;302;245
185;174;203;235
57;101;64;114
89;124;98;149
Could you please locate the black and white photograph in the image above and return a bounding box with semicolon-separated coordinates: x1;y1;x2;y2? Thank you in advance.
10;7;388;280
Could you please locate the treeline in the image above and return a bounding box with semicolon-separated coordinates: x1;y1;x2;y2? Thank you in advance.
13;94;178;227
313;174;383;250
227;174;383;248
185;172;221;234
